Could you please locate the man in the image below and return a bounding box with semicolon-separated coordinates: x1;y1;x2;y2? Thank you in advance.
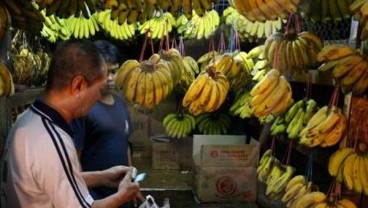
1;40;139;208
71;40;144;208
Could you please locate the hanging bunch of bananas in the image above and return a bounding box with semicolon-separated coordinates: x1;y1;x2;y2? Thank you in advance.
246;45;271;81
181;56;199;88
257;150;296;200
270;99;319;139
264;30;323;76
30;48;51;86
182;67;230;116
64;13;100;39
223;7;284;42
0;2;9;41
10;45;37;85
310;197;357;208
284;185;326;207
250;69;293;118
210;51;254;90
229;0;300;21
196;113;231;135
2;0;44;34
115;59;174;109
280;175;311;207
299;105;347;147
40;10;71;42
96;10;136;40
300;0;352;23
0;64;15;98
162;113;196;138
229;91;253;119
328;147;368;195
151;48;184;85
176;10;219;39
35;0;97;18
103;0;148;24
197;50;220;72
350;0;368;40
317;44;368;95
139;10;176;39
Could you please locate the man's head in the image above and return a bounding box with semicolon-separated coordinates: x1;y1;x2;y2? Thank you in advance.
45;40;107;119
93;40;120;95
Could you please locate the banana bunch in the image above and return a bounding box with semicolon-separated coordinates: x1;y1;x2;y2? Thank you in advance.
104;0;150;24
229;0;300;21
0;64;15;98
138;10;175;39
223;7;284;42
211;51;254;90
0;2;9;41
40;10;71;42
328;147;368;195
177;10;220;39
156;48;184;85
162;113;196;138
229;91;253;119
289;190;326;207
299;105;347;148
30;48;51;86
300;0;352;22
264;31;323;76
65;13;100;39
10;47;36;85
197;50;220;72
2;0;44;34
96;10;136;40
250;69;293;118
35;0;97;18
311;198;357;208
257;150;296;200
270;99;318;139
182;68;230;116
196;113;231;135
181;56;199;88
317;44;368;95
115;59;174;109
246;45;271;82
350;0;368;40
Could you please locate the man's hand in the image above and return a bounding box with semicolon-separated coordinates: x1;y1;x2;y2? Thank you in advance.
100;166;131;188
117;169;140;203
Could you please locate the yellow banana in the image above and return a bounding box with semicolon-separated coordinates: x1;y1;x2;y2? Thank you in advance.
328;147;354;177
294;191;326;208
317;44;356;62
124;67;141;103
134;71;146;106
342;153;357;191
182;72;209;107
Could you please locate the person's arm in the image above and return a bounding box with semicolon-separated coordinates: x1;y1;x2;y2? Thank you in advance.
91;169;140;208
82;166;130;188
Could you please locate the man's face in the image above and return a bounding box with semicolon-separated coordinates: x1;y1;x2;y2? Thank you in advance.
101;63;119;95
75;65;108;117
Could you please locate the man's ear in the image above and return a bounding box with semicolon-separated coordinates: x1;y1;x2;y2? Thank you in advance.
70;75;87;95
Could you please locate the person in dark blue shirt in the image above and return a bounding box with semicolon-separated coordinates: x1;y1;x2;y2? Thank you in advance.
71;40;144;208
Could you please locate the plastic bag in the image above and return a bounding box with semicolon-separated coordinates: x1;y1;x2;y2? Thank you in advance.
138;195;170;208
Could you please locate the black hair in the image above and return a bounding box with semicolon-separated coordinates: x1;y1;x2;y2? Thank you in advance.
45;40;105;91
93;40;120;64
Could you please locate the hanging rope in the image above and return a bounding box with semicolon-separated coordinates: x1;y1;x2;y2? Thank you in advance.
282;141;293;166
139;31;151;62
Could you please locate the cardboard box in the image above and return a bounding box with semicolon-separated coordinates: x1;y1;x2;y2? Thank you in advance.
192;135;259;202
200;145;259;167
151;136;193;170
195;166;257;202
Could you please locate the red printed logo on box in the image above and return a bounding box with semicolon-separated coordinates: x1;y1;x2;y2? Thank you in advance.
216;176;237;196
210;150;219;158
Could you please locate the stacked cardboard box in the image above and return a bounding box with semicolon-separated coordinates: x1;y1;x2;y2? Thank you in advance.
192;135;259;202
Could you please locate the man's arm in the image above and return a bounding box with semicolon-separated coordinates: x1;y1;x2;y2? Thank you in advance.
91;170;139;208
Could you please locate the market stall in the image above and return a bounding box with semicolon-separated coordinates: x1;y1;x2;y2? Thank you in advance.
0;0;368;207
